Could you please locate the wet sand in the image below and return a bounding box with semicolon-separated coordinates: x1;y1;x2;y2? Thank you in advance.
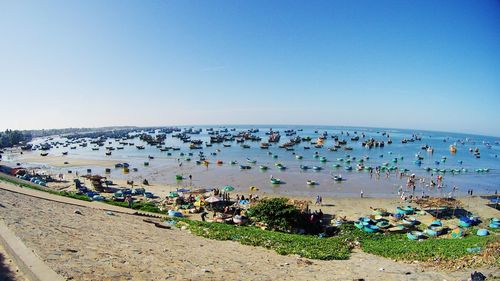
4;150;471;199
1;185;491;281
13;154;118;168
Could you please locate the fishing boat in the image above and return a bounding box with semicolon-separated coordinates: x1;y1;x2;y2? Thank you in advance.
428;219;441;226
402;216;418;226
459;216;479;227
306;180;317;185
175;175;183;180
488;218;499;228
407;231;425;240
246;158;257;164
259;165;269;170
371;208;388;216
476;229;489;236
105;151;112;156
362;224;379;233
451;227;464;238
449;144;457;153
295;155;303;159
259;142;270;149
425;226;444;237
270;178;282;184
376;220;391;229
40;152;48;156
396;206;415;215
239;165;251;170
344;166;352;171
300;165;310;170
333;175;343;182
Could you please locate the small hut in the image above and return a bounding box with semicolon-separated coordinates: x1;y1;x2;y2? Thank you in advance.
415;197;463;218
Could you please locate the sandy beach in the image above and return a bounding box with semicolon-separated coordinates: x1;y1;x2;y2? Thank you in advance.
44;171;500;224
1;180;499;281
0;242;27;281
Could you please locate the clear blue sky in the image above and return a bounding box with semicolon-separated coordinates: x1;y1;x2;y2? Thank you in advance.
1;0;499;136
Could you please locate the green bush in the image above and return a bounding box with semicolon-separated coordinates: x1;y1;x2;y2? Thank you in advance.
247;197;301;231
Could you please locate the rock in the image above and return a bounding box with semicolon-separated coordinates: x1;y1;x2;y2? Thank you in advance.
106;211;114;215
379;268;384;272
202;268;211;273
74;209;82;215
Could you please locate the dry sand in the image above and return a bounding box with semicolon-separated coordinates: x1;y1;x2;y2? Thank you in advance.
1;185;495;281
0;242;27;281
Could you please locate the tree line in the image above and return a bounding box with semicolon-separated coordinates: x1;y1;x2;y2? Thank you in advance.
0;130;33;148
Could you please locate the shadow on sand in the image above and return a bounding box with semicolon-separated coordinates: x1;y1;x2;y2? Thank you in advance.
0;252;17;281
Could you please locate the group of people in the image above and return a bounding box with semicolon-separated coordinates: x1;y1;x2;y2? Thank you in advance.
213;188;231;201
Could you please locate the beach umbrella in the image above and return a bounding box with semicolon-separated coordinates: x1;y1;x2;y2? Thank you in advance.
223;185;235;191
205;196;222;203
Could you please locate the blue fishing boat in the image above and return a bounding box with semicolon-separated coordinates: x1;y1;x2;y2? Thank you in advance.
407;231;425;240
425;226;444;237
396;206;415;215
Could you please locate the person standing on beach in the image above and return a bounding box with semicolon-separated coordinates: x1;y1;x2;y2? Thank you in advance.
360;190;364;198
201;210;208;222
125;195;133;208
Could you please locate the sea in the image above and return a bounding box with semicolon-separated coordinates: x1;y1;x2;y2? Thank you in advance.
7;125;500;198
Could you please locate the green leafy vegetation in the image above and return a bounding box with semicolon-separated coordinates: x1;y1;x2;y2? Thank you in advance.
360;230;494;261
105;199;166;214
173;218;352;260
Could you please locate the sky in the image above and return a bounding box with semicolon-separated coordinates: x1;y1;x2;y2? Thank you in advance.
0;0;499;136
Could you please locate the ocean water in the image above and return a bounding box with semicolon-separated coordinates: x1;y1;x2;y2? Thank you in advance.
12;125;500;198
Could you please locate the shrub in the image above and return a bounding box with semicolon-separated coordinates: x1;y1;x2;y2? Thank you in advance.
247;197;301;232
